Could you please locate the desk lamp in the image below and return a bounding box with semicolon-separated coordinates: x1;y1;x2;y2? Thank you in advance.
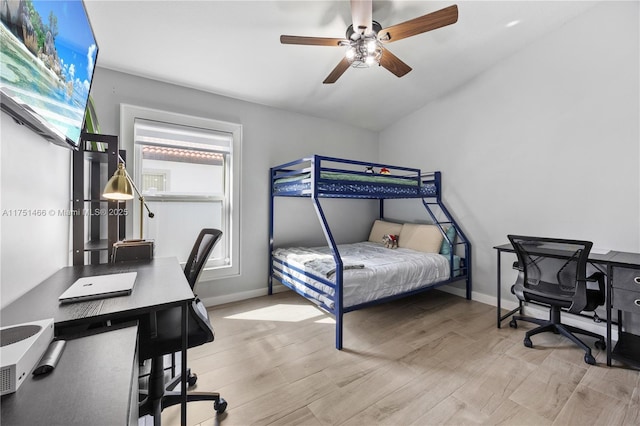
103;160;154;239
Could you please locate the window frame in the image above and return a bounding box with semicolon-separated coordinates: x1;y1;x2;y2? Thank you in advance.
120;104;241;280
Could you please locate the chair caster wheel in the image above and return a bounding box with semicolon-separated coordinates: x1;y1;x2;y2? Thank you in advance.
187;373;198;387
215;398;227;414
594;340;606;350
509;319;518;329
523;337;532;348
584;353;596;365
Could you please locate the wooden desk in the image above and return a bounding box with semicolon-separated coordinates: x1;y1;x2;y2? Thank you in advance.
0;257;194;424
494;244;640;368
1;325;138;425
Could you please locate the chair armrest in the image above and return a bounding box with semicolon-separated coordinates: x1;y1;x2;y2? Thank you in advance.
587;272;605;289
587;272;606;305
568;280;588;314
512;261;523;271
512;272;526;301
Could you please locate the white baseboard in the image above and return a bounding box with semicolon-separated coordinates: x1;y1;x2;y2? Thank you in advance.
199;288;266;307
199;284;289;307
436;284;520;312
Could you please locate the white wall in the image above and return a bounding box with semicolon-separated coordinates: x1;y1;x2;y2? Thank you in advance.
1;113;71;308
379;1;639;302
90;67;379;304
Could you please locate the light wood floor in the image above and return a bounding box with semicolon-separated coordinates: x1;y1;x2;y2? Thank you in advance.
160;290;640;426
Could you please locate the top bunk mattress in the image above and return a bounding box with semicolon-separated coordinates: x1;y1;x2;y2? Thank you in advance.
272;241;452;309
271;156;439;199
273;171;437;198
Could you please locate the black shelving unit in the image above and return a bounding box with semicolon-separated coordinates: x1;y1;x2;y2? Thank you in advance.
72;132;126;265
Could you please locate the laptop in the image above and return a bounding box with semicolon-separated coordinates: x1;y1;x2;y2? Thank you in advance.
58;272;137;304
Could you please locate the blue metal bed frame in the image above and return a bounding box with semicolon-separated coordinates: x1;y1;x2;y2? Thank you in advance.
269;155;472;349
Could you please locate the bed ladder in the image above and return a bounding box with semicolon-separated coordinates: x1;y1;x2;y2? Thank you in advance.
421;172;472;300
378;171;471;300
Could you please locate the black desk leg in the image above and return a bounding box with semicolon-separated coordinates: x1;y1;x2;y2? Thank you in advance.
496;249;523;328
606;264;612;366
497;251;502;328
181;302;188;426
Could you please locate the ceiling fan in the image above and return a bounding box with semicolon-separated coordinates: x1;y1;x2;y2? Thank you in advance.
280;1;458;84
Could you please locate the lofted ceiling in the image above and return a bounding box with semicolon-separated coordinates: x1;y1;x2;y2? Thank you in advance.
84;1;600;132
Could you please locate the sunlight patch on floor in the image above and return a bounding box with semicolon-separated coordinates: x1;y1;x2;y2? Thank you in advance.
315;317;335;324
224;304;325;322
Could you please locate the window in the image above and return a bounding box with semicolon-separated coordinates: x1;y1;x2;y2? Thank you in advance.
141;171;168;193
120;105;241;280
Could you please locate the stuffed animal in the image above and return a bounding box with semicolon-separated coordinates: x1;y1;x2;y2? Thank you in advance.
380;167;391;175
382;234;399;249
364;166;375;174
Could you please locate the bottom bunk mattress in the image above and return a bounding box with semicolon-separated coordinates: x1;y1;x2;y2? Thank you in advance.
272;241;456;309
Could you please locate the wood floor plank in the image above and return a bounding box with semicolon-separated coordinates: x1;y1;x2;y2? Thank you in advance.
485;399;552;425
579;362;640;403
451;354;537;416
552;384;629;425
266;407;323;426
623;386;640;425
222;372;337;426
413;395;488;425
342;361;469;425
508;357;588;421
308;362;417;424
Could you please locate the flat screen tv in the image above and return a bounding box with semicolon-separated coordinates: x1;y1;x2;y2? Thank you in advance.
1;0;98;150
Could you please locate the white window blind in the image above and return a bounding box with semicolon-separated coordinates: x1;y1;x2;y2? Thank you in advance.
135;118;232;153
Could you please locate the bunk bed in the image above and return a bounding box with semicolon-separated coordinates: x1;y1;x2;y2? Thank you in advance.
269;155;471;349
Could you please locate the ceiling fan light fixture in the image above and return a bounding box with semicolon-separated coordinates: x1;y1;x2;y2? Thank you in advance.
347;36;382;68
345;46;356;60
365;52;377;66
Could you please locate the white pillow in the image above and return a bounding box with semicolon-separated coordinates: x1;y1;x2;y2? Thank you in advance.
368;220;403;243
398;223;444;253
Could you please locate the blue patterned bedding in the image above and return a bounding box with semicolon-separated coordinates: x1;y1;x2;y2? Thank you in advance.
273;171;437;198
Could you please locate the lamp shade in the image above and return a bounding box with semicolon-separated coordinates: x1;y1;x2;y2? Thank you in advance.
103;163;134;200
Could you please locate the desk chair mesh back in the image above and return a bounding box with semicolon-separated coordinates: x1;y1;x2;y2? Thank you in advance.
507;235;605;365
184;229;223;290
138;228;226;422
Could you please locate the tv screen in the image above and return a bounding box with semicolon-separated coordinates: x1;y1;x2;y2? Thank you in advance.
1;0;98;150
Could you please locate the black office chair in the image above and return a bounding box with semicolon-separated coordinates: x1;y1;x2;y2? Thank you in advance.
138;228;227;423
507;235;606;365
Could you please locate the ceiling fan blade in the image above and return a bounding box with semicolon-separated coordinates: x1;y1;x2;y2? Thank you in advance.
379;48;412;78
350;0;373;37
280;35;345;47
380;4;458;43
323;57;351;84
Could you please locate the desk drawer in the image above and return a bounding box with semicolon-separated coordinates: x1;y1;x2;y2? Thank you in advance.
612;266;640;292
612;287;640;313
